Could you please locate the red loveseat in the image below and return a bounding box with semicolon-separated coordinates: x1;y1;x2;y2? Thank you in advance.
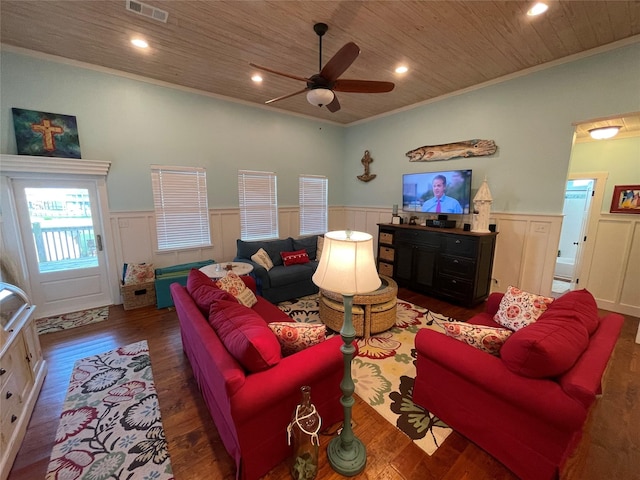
413;289;624;480
171;270;344;480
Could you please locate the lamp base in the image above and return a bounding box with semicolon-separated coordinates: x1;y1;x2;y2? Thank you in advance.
327;435;366;476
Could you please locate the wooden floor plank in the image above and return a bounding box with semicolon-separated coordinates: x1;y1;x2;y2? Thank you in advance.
7;289;639;480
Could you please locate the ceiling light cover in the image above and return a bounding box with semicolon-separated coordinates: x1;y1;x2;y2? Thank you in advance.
527;2;549;16
589;126;621;140
306;88;335;107
251;75;263;83
395;66;408;74
131;38;149;48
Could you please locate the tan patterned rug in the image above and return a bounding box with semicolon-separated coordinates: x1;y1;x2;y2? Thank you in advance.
279;294;457;455
36;306;109;335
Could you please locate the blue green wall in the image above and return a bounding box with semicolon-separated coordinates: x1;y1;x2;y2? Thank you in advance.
0;52;346;210
2;42;639;214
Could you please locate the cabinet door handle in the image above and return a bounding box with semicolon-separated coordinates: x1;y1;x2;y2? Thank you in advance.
11;414;18;423
0;368;6;376
6;391;13;399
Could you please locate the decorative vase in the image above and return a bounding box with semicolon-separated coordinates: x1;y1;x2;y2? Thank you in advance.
288;385;321;480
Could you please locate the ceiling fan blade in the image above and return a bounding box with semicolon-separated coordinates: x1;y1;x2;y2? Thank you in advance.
320;42;360;82
326;95;341;113
264;88;308;104
249;63;309;83
333;79;395;93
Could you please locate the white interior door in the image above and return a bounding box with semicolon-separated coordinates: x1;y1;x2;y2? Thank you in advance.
12;178;112;318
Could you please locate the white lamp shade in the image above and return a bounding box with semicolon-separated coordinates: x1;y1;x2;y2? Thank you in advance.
306;88;335;107
312;230;381;295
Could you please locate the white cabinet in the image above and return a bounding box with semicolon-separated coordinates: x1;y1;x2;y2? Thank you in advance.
0;282;47;480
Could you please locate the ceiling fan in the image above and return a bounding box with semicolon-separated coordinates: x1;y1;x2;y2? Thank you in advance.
250;23;395;113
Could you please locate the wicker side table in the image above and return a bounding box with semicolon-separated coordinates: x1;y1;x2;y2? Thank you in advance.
319;275;398;337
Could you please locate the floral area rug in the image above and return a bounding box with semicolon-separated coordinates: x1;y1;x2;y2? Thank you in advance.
47;340;174;480
36;306;109;335
278;295;457;455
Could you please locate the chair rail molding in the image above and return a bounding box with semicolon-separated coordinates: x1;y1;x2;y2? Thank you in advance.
0;154;111;176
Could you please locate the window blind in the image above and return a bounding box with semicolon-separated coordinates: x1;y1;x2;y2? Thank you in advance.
299;175;328;235
151;165;211;250
238;170;278;240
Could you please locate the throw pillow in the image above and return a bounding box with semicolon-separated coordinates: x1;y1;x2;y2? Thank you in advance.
209;300;281;372
251;247;274;271
187;268;235;315
493;286;554;331
268;322;326;356
281;249;310;266
123;263;154;285
442;321;513;356
316;235;324;261
216;272;258;308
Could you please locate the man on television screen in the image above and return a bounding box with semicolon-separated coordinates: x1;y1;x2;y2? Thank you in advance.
421;175;463;213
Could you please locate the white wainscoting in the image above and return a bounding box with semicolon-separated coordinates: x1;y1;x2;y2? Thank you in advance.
108;206;638;317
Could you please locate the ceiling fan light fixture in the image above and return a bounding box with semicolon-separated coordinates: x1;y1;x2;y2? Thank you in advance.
395;65;408;74
306;88;335;107
589;126;621;140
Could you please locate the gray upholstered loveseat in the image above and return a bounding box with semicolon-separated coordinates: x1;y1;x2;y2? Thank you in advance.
234;235;322;303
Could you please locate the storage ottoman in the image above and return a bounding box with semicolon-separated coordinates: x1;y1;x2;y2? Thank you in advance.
155;260;215;308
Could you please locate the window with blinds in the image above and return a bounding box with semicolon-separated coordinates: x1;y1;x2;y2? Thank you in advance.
299;175;328;235
238;170;279;241
151;165;211;250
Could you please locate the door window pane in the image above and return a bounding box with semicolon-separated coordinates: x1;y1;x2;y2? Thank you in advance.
25;188;98;272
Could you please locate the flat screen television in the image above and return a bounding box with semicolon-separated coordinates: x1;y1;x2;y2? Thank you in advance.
402;169;472;214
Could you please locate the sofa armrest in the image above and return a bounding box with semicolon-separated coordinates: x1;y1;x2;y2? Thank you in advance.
415;328;587;428
231;336;344;422
486;292;503;316
559;312;624;408
234;258;271;290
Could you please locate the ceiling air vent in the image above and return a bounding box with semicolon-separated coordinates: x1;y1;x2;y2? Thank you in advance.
126;0;168;23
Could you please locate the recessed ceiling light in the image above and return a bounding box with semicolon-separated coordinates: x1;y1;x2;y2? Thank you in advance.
395;65;408;74
131;38;149;49
251;74;263;83
527;2;548;16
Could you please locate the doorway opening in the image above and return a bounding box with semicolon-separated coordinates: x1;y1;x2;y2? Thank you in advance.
552;177;595;297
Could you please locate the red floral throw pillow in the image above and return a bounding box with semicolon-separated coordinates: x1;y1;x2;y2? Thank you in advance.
493;286;554;331
442;321;513;356
280;249;310;266
268;322;326;356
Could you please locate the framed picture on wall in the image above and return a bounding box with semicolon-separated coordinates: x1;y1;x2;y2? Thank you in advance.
11;108;81;158
610;185;640;214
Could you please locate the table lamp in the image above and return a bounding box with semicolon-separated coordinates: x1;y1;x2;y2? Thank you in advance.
312;230;381;475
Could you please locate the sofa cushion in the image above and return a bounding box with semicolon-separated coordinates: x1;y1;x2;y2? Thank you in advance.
281;249;310;266
237;238;293;267
500;306;591;378
268;322;326;356
442;321;513;356
292;236;318;261
209;300;281;372
550;289;599;335
251;248;274;271
216;272;258;308
316;235;324;261
186;268;235;314
267;264;314;288
493;286;554;331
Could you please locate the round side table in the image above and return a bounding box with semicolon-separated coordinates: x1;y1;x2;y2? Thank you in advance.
199;262;254;279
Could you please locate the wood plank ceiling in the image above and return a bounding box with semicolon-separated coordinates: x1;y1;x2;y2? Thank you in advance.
1;1;639;131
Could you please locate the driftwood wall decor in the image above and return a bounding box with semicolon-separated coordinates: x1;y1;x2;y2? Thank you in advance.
357;150;376;182
405;139;497;162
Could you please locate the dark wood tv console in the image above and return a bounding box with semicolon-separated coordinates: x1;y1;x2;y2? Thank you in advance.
377;223;497;307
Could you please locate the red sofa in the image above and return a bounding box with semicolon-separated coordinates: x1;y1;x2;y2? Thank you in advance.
171;270;344;480
413;289;624;480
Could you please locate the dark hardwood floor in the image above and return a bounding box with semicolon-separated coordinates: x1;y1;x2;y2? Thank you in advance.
7;289;639;480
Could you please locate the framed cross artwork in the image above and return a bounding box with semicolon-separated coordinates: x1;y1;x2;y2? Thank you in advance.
11;108;82;158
